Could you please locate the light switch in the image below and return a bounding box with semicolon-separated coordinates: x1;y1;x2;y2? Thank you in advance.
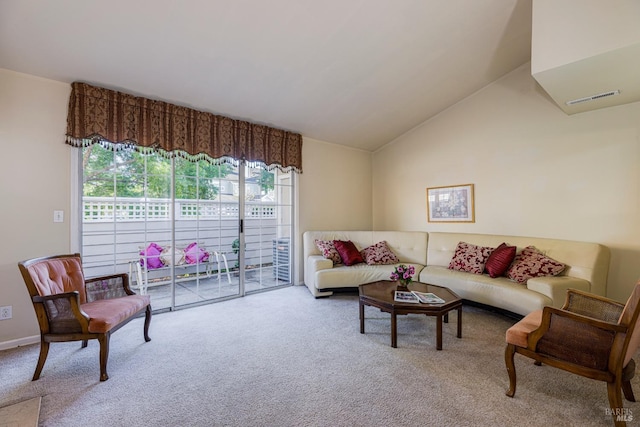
53;210;64;223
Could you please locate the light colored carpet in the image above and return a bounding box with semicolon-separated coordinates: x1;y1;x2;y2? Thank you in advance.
0;286;636;426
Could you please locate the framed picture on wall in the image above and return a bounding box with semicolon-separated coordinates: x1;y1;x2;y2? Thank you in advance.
426;184;475;223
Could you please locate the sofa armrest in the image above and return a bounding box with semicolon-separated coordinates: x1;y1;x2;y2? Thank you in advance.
304;255;334;297
526;276;591;308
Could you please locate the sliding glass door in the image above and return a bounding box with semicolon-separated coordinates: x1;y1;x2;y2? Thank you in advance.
79;144;293;311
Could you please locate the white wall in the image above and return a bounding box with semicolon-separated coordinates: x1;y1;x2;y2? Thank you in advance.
0;69;71;347
372;63;640;302
296;137;373;283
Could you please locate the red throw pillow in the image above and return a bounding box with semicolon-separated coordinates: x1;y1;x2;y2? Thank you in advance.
333;240;364;266
484;242;517;278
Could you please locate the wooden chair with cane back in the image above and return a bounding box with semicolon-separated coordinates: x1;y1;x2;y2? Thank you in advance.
505;280;640;426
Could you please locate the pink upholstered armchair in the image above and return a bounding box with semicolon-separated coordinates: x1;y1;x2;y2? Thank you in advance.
18;253;152;381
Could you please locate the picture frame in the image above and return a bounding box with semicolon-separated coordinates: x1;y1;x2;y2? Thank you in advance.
426;184;475;223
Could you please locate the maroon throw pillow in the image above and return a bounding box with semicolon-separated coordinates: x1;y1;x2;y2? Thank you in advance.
484;242;517;278
333;240;364;266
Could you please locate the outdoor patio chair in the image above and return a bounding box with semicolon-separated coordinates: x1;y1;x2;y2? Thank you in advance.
505;280;640;426
18;253;152;381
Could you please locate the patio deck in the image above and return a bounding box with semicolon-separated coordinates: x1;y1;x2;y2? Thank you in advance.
141;267;291;310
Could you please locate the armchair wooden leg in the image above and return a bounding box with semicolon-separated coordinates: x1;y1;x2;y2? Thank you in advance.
32;339;49;381
143;305;152;342
98;333;111;382
505;344;517;397
622;359;636;402
607;380;626;427
81;340;88;348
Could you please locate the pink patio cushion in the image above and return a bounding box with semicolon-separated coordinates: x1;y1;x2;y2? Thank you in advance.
506;246;565;283
448;241;493;274
361;241;400;265
184;242;210;264
140;243;164;269
315;239;342;265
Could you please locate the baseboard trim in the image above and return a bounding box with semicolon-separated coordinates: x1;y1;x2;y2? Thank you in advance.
0;335;39;351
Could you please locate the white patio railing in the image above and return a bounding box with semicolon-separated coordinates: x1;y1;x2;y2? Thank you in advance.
83;197;275;222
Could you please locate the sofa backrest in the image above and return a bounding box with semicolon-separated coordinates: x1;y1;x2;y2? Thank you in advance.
303;231;428;266
426;232;610;296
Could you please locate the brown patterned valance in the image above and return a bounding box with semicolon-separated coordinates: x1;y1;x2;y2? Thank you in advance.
65;82;303;172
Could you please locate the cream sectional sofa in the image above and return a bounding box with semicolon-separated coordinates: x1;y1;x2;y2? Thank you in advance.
303;231;610;316
303;231;429;298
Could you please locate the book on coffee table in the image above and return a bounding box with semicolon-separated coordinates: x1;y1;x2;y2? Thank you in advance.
411;291;446;304
394;291;420;303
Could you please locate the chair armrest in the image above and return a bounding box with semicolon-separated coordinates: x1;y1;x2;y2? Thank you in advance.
85;273;133;301
562;288;625;323
528;306;625;370
33;291;90;334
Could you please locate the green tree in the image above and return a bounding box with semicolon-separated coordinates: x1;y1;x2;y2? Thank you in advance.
83;144;231;199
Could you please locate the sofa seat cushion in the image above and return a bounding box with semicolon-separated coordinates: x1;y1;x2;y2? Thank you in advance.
316;263;425;290
419;266;552;316
83;295;151;334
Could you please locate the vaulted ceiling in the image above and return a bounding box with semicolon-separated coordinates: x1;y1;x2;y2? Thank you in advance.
0;0;532;151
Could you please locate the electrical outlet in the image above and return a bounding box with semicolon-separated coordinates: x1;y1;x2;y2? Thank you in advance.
0;306;12;320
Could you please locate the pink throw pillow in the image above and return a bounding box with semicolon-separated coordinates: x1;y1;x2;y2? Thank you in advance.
361;241;400;265
484;243;517;278
333;240;365;266
506;246;565;283
448;241;493;274
140;243;164;269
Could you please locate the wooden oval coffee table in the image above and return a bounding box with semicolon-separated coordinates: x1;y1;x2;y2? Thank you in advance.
359;280;462;350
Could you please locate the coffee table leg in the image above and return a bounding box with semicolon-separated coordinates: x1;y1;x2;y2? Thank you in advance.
457;306;462;338
359;300;365;334
444;312;449;323
436;314;443;350
391;312;397;348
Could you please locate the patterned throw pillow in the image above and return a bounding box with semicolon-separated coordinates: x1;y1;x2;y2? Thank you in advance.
361;241;400;265
484;242;517;278
314;239;342;265
506;246;565;283
448;241;493;274
333;240;365;266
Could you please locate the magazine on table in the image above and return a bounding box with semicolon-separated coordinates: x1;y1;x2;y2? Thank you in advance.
394;291;420;303
411;291;445;304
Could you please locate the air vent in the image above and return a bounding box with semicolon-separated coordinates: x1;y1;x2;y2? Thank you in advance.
566;90;620;105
